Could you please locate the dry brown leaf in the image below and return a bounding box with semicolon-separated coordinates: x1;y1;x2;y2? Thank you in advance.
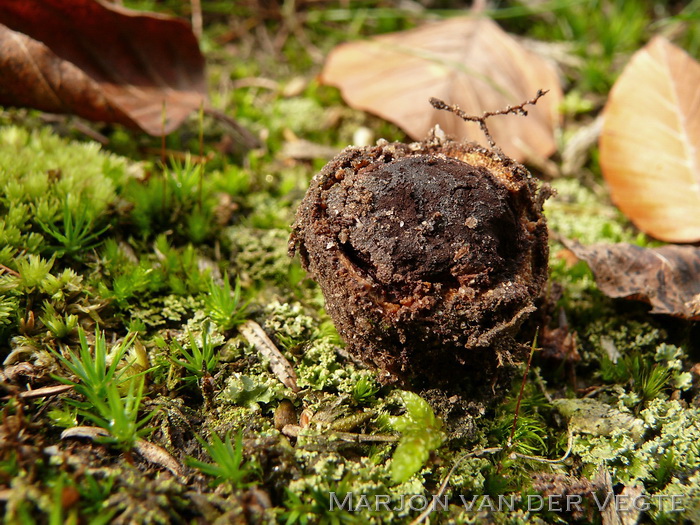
320;16;562;162
61;426;183;476
239;320;300;392
134;439;184;477
0;0;206;135
564;239;700;320
600;36;700;242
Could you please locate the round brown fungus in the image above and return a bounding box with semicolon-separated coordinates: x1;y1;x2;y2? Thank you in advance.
289;129;549;391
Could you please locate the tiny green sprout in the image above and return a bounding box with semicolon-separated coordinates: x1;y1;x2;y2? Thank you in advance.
203;274;248;331
384;391;445;484
79;473;117;522
15;254;55;291
165;156;201;206
351;376;379;405
170;321;219;384
636;363;672;405
186;430;259;488
79;376;155;450
186;207;212;243
491;384;550;457
53;327;135;401
40;301;78;339
100;265;154;310
52;327;154;449
601;352;672;405
48;406;78;429
37;198;109;257
0;294;18;329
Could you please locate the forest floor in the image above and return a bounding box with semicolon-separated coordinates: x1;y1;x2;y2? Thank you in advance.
1;1;699;524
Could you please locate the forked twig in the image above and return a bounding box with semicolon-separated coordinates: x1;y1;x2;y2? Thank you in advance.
429;89;549;152
408;428;574;525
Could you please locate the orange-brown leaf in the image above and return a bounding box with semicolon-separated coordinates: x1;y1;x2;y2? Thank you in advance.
600;37;700;242
0;0;206;135
321;17;562;162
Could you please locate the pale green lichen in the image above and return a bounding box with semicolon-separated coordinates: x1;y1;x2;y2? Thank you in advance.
263;300;315;349
220;372;287;410
553;398;645;441
556;397;700;519
296;337;369;393
260;301;380;395
225;226;292;285
130;294;204;327
267;98;326;136
654;343;693;390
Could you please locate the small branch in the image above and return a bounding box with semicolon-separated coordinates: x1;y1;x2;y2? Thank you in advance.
190;0;203;40
409;428;574;525
430;89;549;152
0;264;20;277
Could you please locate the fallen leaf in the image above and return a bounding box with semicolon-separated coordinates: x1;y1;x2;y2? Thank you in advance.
134;439;184;477
61;426;183;476
239;320;300;392
16;384;74;400
61;425;110;441
320;16;562;162
0;0;206;135
599;36;700;242
564;239;700;320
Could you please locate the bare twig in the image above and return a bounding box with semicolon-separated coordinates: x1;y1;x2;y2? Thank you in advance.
190;0;203;40
0;264;20;277
203;107;261;150
409;428;575;525
430;89;549;152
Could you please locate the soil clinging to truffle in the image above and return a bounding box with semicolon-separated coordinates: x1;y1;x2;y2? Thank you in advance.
290;130;549;391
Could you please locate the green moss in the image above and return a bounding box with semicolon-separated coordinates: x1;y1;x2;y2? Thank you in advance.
544;178;644;245
2;4;700;523
0;126;125;257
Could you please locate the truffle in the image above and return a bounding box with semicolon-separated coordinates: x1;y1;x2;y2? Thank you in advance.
289;130;549;389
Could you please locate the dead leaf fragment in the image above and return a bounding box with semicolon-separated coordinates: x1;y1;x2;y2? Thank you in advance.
61;426;183;476
0;0;206;135
321;17;562;162
239;320;299;392
600;36;700;242
134;439;184;477
564;239;700;320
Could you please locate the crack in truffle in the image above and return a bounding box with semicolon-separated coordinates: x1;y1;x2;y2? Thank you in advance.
325;156;520;294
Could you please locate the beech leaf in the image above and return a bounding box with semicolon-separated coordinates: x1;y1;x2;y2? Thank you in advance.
0;0;206;135
599;36;700;242
320;16;562;162
564;239;700;321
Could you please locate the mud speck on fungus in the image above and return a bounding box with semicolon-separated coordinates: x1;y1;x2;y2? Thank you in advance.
289;130;549;391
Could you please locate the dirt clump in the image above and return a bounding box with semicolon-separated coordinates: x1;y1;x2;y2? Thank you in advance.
290;131;549;392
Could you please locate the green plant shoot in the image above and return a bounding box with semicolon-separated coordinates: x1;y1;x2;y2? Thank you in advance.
386;391;445;484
